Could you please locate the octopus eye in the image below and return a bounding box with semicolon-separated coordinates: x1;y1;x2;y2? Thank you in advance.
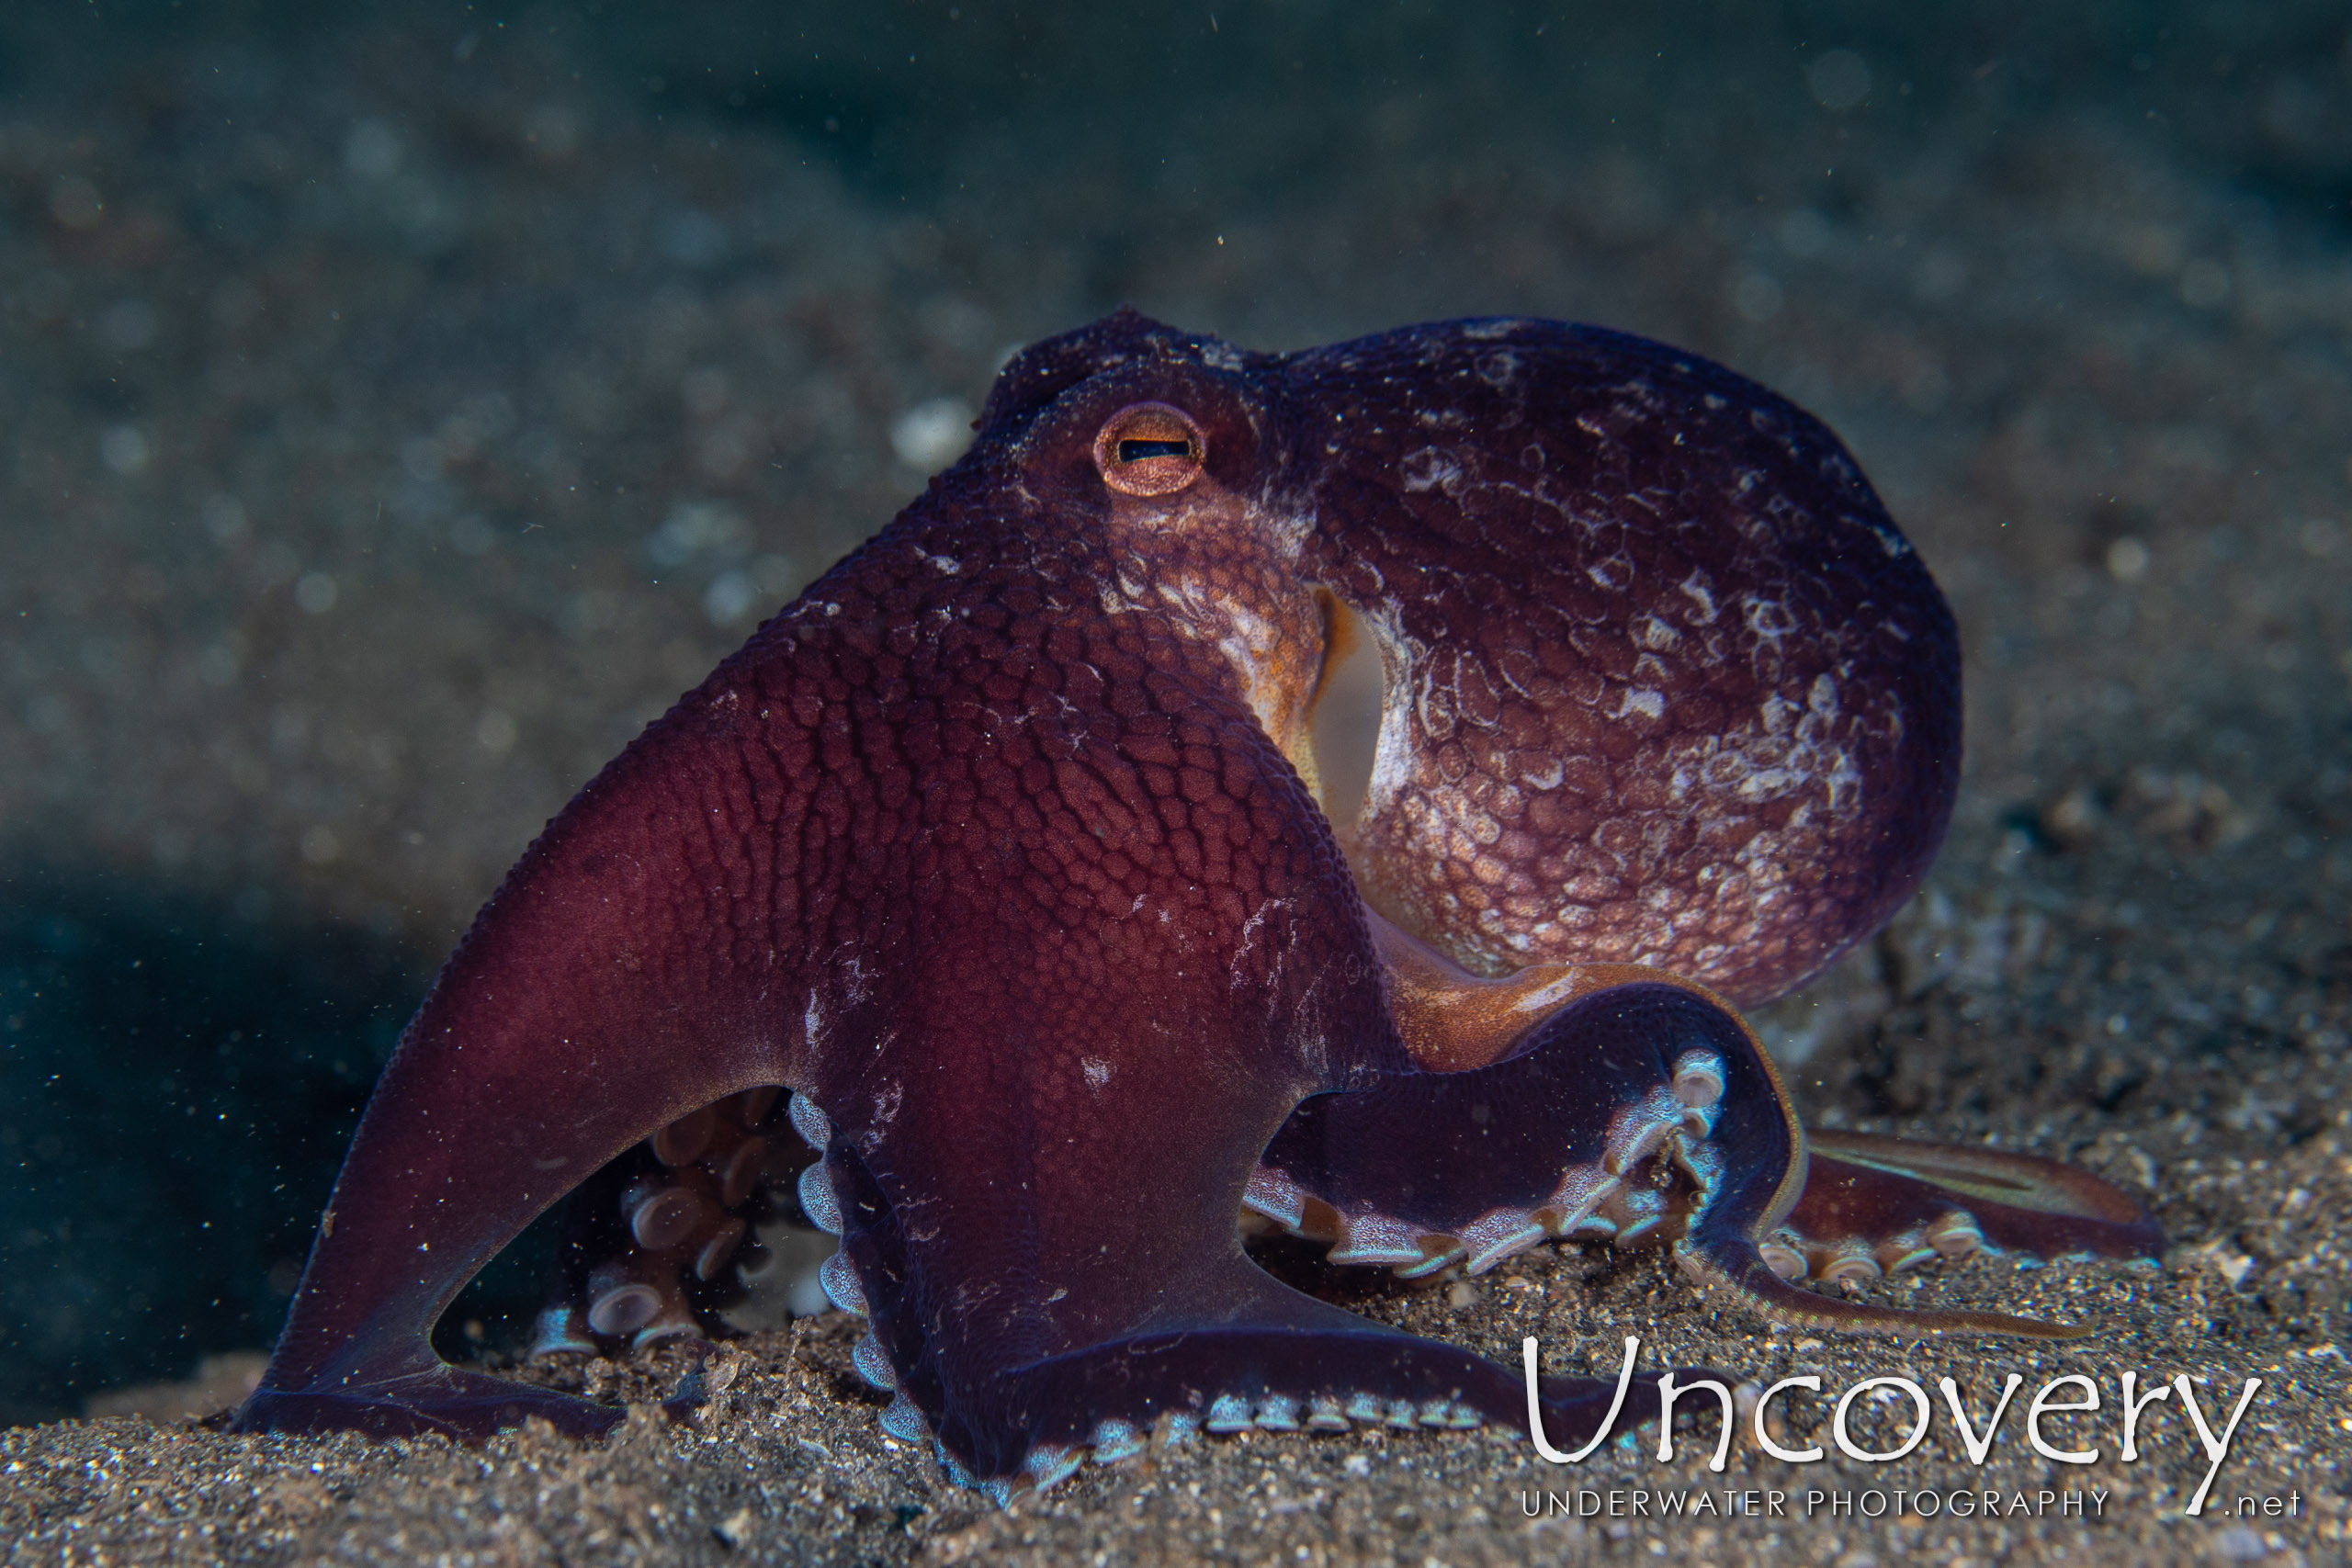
1092;402;1205;497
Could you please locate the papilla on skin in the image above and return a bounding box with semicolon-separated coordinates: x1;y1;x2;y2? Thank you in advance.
1523;1336;2263;1517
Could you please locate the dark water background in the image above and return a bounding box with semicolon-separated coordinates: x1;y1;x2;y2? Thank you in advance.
3;1;2348;1426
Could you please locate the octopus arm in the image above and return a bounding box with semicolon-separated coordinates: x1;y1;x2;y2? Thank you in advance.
237;683;827;1438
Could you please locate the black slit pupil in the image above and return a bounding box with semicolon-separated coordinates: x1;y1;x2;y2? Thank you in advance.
1118;438;1192;462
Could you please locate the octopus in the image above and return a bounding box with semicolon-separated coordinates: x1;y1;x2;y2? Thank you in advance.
234;311;2160;1498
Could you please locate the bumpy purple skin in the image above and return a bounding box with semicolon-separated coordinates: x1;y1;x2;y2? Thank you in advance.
1282;322;1958;1000
234;313;2150;1483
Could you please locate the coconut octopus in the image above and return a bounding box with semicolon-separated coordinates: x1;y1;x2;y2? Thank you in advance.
234;311;2160;1498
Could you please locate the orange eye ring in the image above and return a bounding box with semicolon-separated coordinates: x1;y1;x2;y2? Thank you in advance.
1092;402;1206;497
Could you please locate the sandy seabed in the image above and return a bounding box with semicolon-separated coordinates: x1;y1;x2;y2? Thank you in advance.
2;6;2348;1562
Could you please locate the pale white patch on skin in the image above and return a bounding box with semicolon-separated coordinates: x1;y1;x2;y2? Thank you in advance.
1519;756;1565;791
1679;569;1721;626
1361;604;1423;821
1229;898;1287;989
1690;679;1866;812
1261;498;1317;559
1411;661;1455;745
1433;647;1505;731
1741;594;1797;666
1400;446;1462;494
1154;576;1295;743
1509;967;1591;1014
1080;1057;1113;1090
1475;350;1521;389
1616;688;1666;721
1114;488;1318;743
